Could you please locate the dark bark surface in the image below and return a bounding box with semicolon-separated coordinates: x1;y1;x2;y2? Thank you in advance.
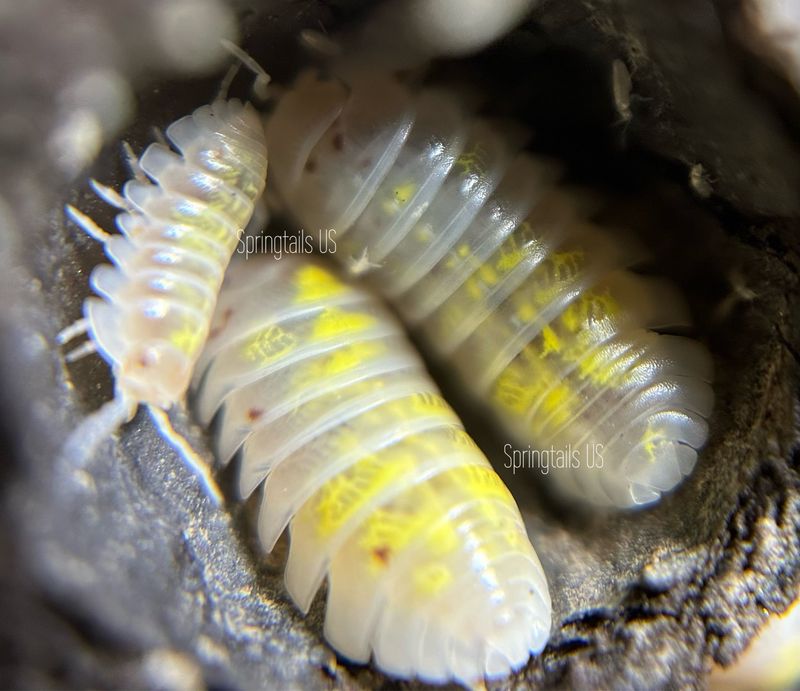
1;1;798;689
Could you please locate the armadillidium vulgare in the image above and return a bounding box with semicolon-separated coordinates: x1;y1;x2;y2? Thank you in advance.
265;70;715;508
192;253;551;684
58;96;268;502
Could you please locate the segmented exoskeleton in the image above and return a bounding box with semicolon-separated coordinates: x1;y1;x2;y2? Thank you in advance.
265;70;714;508
59;97;268;502
192;254;551;684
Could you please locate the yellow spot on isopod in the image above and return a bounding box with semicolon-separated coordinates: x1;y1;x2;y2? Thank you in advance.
541;326;561;355
382;181;417;214
492;364;544;415
293;265;346;303
315;341;384;377
413;563;452;595
242;324;297;364
414;223;434;243
477;263;499;286
455;144;488;177
495;247;526;273
541;383;572;425
169;321;204;356
311;308;376;341
516;302;537;323
312;451;417;539
641;422;667;462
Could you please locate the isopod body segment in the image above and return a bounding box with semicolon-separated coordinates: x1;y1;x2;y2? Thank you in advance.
264;70;715;508
192;254;551;684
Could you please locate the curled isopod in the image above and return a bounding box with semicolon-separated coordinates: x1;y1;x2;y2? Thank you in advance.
264;69;715;509
191;254;551;685
58;93;268;502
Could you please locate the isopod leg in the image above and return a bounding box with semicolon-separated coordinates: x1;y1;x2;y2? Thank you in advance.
64;340;98;363
59;318;99;362
121;141;148;183
215;62;241;103
151;126;169;148
147;405;224;506
90;179;135;213
220;39;271;101
65;204;112;244
57;317;89;344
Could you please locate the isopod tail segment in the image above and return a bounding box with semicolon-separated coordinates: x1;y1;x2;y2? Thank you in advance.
57;45;269;505
56;383;223;506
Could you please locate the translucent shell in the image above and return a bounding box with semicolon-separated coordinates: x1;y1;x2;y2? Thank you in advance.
265;71;714;508
192;255;551;685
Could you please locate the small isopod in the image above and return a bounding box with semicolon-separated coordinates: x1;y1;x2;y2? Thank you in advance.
192;254;551;684
689;162;714;198
611;58;633;126
58;89;268;502
265;69;715;508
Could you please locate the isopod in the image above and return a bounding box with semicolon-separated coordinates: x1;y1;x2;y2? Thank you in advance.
689;162;714;198
611;58;633;126
192;253;551;684
264;69;715;508
58;92;268;502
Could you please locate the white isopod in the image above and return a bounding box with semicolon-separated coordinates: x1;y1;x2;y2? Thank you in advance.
191;253;551;684
58;93;268;502
264;69;715;509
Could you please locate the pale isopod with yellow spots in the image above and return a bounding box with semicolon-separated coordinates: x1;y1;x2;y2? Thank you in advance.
191;254;551;684
265;70;715;508
58;97;268;503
